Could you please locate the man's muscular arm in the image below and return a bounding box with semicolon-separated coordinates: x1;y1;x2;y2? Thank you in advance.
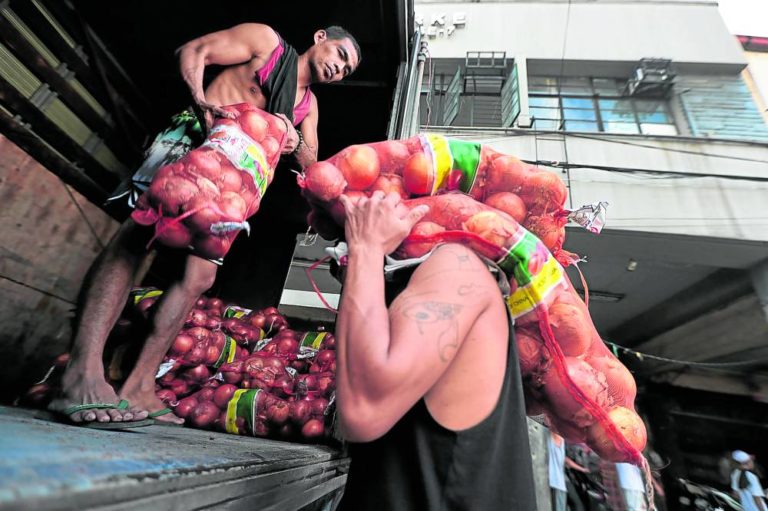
294;94;319;168
335;194;498;442
274;92;318;168
176;23;279;126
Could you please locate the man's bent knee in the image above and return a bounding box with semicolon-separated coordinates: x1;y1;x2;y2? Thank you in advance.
182;257;218;295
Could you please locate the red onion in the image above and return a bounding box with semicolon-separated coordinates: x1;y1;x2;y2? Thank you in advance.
267;400;291;425
207;297;224;310
156;389;177;405
184;364;211;383
190;401;219;428
205;345;222;365
185;346;205;365
272;375;295;398
248;313;266;329
174;396;198;418
289;360;308;373
316;373;336;396
261;306;280;316
315;350;335;366
296;374;318;392
159;371;176;385
213;384;238;409
187;308;208;327
136;297;157;318
320;334;336;350
206;306;223;318
214;411;228;432
263;356;286;375
301;418;325;439
24;383;51;405
53;353;71;368
277;337;299;355
186;327;211;343
308;397;329;416
209;330;226;350
171;333;194;355
194;387;216;403
252;419;270;437
168;379;191;397
290;400;312;425
205;317;222;330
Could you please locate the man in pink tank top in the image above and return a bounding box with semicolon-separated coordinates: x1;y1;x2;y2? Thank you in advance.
48;24;360;427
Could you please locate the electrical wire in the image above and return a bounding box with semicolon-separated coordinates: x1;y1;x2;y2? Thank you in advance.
556;0;574;209
438;128;768;165
61;181;107;250
605;340;768;369
524;159;768;183
0;273;76;304
423;46;434;130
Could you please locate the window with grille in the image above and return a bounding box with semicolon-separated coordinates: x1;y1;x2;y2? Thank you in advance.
528;76;677;135
419;59;519;128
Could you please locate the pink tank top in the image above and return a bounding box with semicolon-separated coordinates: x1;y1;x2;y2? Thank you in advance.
256;40;312;126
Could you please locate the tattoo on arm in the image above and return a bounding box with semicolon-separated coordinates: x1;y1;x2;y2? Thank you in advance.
400;300;463;334
436;321;460;362
397;299;463;362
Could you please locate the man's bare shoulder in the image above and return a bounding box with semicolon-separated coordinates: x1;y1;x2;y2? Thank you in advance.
227;23;280;55
392;244;501;315
410;244;496;288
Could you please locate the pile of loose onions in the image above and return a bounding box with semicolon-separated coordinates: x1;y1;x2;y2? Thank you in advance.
132;103;287;260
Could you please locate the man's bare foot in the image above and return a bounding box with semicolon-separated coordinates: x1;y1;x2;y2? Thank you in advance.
48;370;149;423
120;389;184;425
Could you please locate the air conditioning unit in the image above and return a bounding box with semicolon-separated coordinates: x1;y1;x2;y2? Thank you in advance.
624;58;675;97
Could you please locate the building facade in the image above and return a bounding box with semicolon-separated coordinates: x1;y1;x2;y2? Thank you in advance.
413;0;768;500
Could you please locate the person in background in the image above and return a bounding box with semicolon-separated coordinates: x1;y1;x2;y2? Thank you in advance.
334;192;537;510
731;450;767;511
549;431;590;511
48;23;360;427
615;461;648;511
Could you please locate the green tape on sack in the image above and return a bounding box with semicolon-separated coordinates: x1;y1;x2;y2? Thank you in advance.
225;388;261;435
498;226;565;319
447;138;482;193
223;305;251;319
213;336;238;368
300;332;327;353
203;124;272;198
496;228;541;285
131;288;163;305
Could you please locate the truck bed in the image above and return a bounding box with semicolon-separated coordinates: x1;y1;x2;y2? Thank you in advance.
0;406;347;511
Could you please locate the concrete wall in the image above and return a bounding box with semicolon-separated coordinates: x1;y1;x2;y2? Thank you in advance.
744;51;768;122
415;1;746;70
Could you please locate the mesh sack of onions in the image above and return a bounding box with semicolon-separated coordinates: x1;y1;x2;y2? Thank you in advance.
174;334;335;441
399;193;645;464
298;134;575;265
150;295;336;443
313;192;645;464
213;332;335;441
132;103;287;260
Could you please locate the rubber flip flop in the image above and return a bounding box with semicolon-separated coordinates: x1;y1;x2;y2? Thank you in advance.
61;399;154;429
149;407;184;426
